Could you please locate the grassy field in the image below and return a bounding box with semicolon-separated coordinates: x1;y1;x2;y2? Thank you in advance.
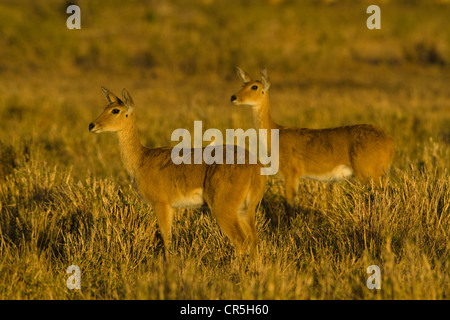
0;0;449;299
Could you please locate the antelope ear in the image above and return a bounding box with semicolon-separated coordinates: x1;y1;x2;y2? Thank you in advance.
260;67;270;92
122;88;134;113
236;67;252;84
101;87;119;104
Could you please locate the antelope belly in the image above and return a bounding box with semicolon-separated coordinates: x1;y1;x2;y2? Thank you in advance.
303;164;354;182
171;188;205;209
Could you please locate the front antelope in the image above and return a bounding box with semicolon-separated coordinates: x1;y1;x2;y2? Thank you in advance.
89;88;266;256
231;67;395;216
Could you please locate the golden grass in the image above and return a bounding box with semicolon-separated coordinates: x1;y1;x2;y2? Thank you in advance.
0;0;449;299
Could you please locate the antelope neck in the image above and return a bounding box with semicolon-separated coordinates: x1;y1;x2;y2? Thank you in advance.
116;118;145;178
252;93;280;131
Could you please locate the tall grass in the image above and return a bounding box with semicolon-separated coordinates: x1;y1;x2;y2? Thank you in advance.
0;0;449;299
0;150;448;299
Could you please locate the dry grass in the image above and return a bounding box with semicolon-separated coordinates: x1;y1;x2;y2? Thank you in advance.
0;0;449;299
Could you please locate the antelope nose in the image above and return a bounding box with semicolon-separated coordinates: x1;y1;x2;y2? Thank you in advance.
89;123;95;131
231;95;237;102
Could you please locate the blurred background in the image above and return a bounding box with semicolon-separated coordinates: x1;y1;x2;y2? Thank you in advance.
0;0;449;182
0;0;449;300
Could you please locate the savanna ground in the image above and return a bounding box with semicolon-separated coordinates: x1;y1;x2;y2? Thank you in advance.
0;0;449;300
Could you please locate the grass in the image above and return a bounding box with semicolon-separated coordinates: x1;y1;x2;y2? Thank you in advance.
0;0;449;299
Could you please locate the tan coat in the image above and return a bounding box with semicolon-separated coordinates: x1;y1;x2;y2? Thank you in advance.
231;67;395;216
90;88;266;256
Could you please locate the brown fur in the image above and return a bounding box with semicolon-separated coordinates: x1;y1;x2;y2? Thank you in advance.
90;88;266;256
231;67;395;216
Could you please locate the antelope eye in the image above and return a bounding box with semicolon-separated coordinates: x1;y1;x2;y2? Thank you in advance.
111;109;120;114
251;85;258;90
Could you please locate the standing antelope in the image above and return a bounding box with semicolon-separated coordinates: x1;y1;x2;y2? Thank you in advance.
89;87;266;256
231;67;395;216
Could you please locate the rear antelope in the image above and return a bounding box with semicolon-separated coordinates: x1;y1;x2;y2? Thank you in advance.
231;67;395;216
89;88;266;256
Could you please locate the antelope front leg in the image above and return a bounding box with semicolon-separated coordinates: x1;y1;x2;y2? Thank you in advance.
153;202;174;258
284;177;298;218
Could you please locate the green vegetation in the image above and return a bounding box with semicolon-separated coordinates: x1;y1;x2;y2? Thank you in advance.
0;0;448;299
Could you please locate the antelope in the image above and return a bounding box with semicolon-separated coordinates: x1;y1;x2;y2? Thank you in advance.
231;67;395;217
89;87;266;256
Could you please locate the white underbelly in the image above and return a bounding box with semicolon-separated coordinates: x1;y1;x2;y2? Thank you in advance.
302;164;354;182
171;188;205;209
